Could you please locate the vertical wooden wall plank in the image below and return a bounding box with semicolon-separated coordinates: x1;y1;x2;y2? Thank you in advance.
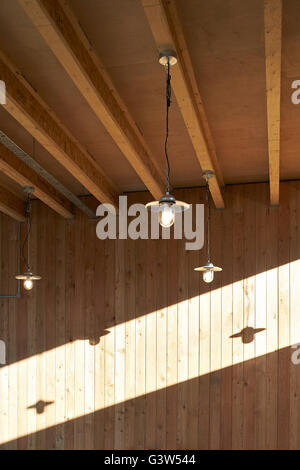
0;214;9;448
265;201;279;449
74;212;85;449
114;236;125;449
220;188;233;449
243;185;256;449
55;215;66;449
94;225;105;450
187;189;200;450
35;203;46;449
17;230;29;450
124;236;136;449
7;219;18;450
84;220;95;449
177;194;189;449
65;217;75;449
209;192;222;449
27;204;37;449
104;238;115;449
166;225;178;449
145;237;157;449
255;183;268;449
198;187;210;449
135;232;146;449
231;185;244;449
156;237;167;449
45;208;56;449
277;182;290;449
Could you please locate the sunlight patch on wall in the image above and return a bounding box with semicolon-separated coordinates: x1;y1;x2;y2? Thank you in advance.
1;259;300;446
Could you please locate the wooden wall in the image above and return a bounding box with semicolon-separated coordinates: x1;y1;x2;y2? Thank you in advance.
0;181;300;450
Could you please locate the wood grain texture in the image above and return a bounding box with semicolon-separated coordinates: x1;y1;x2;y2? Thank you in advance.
0;182;299;449
0;48;118;208
0;185;25;222
0;141;73;219
141;0;225;208
19;0;165;201
264;0;282;205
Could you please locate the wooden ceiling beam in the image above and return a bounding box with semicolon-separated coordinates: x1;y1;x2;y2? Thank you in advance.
141;0;225;208
264;0;282;205
19;0;165;200
0;185;26;222
0;141;73;219
0;51;119;209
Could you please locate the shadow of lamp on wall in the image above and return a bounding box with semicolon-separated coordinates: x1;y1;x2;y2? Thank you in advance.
28;400;54;414
88;329;110;346
230;326;266;344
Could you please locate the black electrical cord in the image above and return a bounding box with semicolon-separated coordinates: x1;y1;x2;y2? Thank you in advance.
206;181;211;263
21;194;31;273
165;58;171;194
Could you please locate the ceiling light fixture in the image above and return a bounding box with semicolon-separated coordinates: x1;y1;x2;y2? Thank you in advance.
146;51;189;228
194;171;222;283
15;185;41;290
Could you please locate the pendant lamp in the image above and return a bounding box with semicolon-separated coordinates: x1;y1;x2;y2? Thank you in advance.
15;185;41;290
146;51;189;227
194;171;222;283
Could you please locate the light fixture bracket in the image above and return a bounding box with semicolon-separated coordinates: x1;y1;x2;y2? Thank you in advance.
23;186;34;217
159;192;176;205
158;50;178;67
202;170;214;183
23;185;34;195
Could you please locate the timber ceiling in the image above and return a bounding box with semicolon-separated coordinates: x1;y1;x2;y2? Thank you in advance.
0;0;297;209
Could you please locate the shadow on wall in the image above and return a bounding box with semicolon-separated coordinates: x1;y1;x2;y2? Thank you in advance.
230;327;266;344
0;346;297;450
27;400;54;414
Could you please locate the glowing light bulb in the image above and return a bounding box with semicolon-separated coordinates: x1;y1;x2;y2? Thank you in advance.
158;203;175;228
203;269;214;283
23;278;34;290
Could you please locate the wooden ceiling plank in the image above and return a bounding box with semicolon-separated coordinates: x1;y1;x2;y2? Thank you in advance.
0;185;26;222
141;0;225;209
264;0;282;205
19;0;165;200
0;50;119;209
0;141;73;219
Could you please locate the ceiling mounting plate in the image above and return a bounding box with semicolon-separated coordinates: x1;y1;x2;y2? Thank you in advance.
23;185;34;195
202;170;214;182
159;50;178;66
